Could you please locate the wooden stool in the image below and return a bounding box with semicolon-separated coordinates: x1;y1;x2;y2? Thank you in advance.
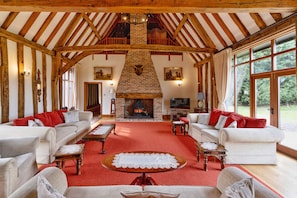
172;121;186;135
54;144;84;175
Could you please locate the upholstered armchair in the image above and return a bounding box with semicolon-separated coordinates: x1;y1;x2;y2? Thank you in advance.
0;136;39;197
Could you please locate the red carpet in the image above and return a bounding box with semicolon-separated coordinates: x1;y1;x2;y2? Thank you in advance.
41;122;239;186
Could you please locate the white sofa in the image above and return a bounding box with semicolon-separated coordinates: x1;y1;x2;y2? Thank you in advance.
8;166;281;198
0;136;39;197
0;111;93;164
187;112;284;164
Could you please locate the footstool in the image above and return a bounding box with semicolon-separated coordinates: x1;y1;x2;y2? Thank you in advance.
54;144;85;175
172;121;186;135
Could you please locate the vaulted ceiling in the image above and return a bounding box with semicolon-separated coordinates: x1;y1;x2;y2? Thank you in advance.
0;1;296;68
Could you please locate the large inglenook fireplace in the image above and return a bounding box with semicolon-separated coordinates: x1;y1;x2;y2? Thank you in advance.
124;99;153;119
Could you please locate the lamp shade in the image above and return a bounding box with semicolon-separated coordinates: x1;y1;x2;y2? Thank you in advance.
197;92;205;100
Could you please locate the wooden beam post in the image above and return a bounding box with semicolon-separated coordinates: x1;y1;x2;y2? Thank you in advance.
0;37;9;123
17;43;24;118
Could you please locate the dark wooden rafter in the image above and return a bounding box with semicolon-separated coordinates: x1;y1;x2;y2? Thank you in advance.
82;13;101;40
249;13;267;30
55;12;83;48
172;13;207;61
1;12;18;29
19;12;40;36
201;13;228;47
31;48;38;115
173;14;188;39
42;52;47;111
64;13;95;57
44;12;71;47
270;13;283;22
228;13;250;37
188;13;216;49
33;12;57;42
212;13;237;43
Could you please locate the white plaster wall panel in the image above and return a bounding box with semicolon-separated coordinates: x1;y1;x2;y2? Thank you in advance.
23;46;34;116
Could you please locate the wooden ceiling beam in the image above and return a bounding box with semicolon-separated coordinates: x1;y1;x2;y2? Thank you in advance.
0;0;296;13
55;44;216;54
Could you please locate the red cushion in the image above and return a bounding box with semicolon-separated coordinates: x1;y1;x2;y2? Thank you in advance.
180;117;189;123
245;117;267;128
56;109;67;122
48;112;63;126
13;116;35;126
34;113;52;127
224;116;236;127
208;109;222;126
227;113;246;128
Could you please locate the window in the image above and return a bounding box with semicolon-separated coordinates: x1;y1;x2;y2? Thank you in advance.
62;68;76;108
235;63;250;116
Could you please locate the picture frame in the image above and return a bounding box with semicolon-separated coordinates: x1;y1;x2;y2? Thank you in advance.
164;67;183;81
94;67;112;80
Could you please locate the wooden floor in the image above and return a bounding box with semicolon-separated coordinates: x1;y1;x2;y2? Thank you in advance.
98;116;297;198
242;152;297;198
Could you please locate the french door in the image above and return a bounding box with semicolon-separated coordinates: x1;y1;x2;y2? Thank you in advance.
251;70;297;156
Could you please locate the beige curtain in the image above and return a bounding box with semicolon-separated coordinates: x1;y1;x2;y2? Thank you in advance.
213;48;232;110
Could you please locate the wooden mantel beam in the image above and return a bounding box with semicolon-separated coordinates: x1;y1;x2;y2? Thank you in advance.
55;44;216;54
0;0;296;13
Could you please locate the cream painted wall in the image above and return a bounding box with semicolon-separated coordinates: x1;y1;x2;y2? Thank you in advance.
76;53;198;116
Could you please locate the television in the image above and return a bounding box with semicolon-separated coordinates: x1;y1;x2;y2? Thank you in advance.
170;98;190;109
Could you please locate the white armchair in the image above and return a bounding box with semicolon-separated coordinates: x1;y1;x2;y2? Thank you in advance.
0;136;39;197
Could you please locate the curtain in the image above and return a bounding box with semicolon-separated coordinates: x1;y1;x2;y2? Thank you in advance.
213;48;232;110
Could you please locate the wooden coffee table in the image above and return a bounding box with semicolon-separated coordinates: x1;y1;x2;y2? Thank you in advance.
171;121;186;135
82;124;116;154
101;151;187;185
195;141;227;171
54;144;84;175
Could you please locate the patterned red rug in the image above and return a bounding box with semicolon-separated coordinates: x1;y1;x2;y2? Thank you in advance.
40;121;240;186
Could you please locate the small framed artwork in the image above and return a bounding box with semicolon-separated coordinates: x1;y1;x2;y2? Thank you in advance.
164;67;183;81
94;67;112;80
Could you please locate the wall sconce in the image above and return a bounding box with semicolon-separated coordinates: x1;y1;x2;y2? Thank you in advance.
177;80;183;87
36;69;41;102
109;81;114;86
21;70;30;76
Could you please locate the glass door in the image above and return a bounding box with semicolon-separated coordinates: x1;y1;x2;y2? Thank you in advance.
252;72;297;155
277;74;297;151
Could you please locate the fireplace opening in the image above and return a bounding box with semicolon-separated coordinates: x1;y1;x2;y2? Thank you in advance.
124;99;153;119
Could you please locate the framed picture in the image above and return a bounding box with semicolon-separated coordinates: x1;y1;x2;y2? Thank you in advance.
94;67;112;80
164;67;183;81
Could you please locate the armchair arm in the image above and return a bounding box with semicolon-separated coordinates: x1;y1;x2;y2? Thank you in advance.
0;136;39;158
219;127;285;145
0;158;18;197
79;111;93;121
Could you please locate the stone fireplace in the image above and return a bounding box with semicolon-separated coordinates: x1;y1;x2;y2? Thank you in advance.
115;15;163;121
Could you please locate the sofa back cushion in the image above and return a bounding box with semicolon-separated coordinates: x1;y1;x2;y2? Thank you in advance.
245;117;266;128
208;109;222;126
13;116;35;126
34;113;53;127
47;112;64;126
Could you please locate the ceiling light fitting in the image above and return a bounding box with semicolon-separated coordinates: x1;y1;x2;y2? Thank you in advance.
121;13;149;25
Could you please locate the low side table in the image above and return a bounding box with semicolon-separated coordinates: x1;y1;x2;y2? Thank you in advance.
195;141;226;171
54;144;84;175
171;121;186;135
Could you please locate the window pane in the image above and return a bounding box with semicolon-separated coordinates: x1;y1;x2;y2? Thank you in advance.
236;50;249;64
236;63;250;116
275;51;296;70
226;66;235;112
276;32;296;53
252;42;271;59
252;57;271;74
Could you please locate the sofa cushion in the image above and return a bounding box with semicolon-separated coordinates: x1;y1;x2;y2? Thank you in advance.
215;115;228;130
47;112;64;126
120;191;180;198
228;114;246;128
35;113;53;127
244;117;266;128
63;111;80;123
198;114;210;125
208;109;222;126
13;116;35;126
56;109;68;122
220;177;254;198
201;129;220;142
